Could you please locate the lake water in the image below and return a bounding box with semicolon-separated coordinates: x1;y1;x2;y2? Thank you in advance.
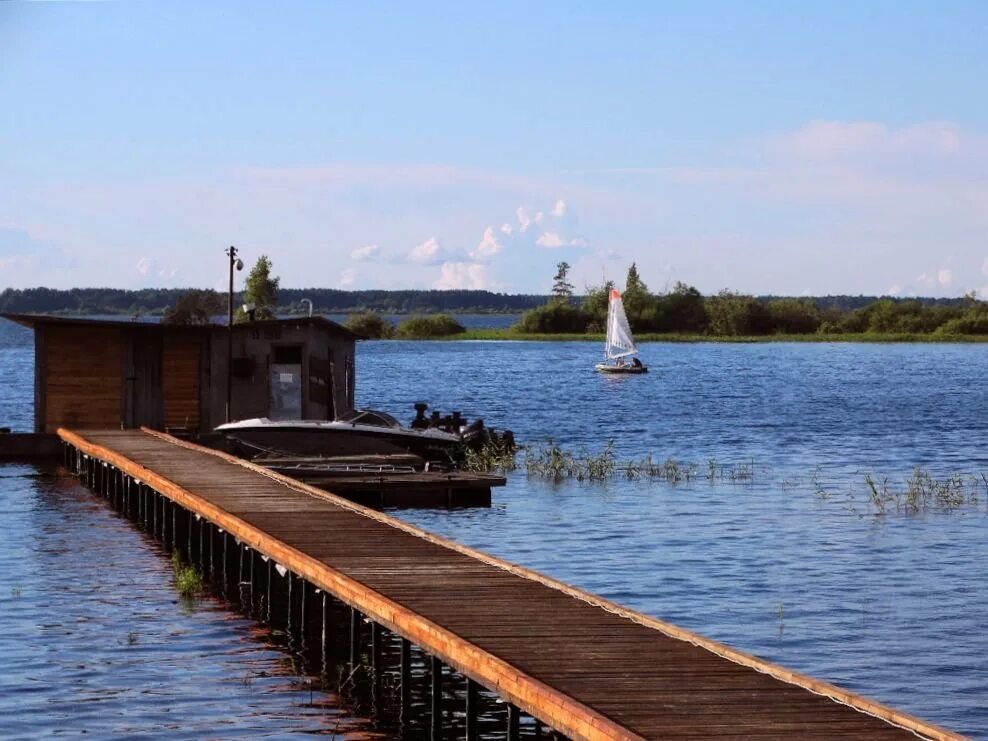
2;318;987;738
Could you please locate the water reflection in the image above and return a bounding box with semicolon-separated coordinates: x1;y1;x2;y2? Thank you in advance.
0;463;376;739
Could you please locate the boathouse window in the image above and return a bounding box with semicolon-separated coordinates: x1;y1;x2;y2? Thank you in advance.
269;344;303;420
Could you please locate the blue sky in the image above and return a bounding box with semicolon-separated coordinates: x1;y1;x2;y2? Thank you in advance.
2;1;987;296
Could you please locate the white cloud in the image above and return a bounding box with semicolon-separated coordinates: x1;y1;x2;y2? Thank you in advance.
885;284;902;296
536;232;565;248
551;199;567;217
338;268;356;287
938;268;952;286
350;243;380;262
408;237;446;264
136;256;178;284
435;261;487;289
982;257;988;276
471;226;503;261
500;223;513;235
516;207;532;232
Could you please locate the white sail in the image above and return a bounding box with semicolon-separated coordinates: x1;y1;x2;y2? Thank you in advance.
605;289;637;359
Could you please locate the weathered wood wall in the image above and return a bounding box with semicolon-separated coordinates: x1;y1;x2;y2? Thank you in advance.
163;337;202;429
43;326;123;433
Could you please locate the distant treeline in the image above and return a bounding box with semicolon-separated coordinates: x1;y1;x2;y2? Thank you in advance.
517;265;988;336
0;285;975;318
0;287;546;315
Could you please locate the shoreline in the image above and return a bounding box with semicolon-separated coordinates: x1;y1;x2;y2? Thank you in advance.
404;330;988;343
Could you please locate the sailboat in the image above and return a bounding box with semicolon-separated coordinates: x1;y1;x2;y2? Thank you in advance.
595;289;648;374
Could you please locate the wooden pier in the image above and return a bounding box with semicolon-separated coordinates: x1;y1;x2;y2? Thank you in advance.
58;427;963;740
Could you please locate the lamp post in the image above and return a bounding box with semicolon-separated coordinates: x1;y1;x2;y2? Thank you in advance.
225;246;244;423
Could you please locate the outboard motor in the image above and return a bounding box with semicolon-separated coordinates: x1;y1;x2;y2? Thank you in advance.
411;402;430;429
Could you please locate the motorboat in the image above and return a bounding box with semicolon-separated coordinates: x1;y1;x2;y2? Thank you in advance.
215;409;463;462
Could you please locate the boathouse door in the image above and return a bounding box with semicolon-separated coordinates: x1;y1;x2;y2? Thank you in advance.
270;345;303;420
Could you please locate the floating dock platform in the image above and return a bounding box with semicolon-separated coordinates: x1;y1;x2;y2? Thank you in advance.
57;427;963;740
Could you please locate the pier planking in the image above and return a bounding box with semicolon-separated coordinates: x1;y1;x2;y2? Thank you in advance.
57;427;963;741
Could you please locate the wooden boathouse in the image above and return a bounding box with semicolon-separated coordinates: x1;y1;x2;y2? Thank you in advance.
2;313;361;434
58;426;965;740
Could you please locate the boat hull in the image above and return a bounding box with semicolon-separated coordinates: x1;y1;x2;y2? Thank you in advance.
216;421;462;461
595;363;648;374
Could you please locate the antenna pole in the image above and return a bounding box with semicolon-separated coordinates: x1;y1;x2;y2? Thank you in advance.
225;245;238;423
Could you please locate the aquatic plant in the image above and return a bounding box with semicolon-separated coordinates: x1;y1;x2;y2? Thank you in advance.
863;469;982;515
344;312;394;339
463;437;518;473
171;552;204;598
522;442;756;485
394;314;465;338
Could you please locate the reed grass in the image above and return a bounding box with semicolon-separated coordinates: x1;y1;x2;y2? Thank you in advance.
462;437;518;473
171;552;204;598
864;469;979;515
521;442;756;484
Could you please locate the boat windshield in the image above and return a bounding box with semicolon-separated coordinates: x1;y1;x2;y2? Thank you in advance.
339;409;402;428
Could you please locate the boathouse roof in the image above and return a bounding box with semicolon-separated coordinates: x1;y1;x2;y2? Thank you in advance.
1;313;363;340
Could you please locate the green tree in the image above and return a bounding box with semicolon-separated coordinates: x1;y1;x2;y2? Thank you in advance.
162;289;225;325
654;282;708;333
237;255;280;321
706;291;771;336
551;262;574;304
622;262;653;328
582;279;614;331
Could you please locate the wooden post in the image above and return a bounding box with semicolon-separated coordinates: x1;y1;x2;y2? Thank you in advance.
238;542;246;606
265;558;273;623
198;517;206;574
507;703;520;741
466;677;479;741
371;621;382;704
349;606;360;671
400;637;411;729
430;655;442;740
287;572;294;637
208;522;215;582
321;592;328;680
220;531;228;595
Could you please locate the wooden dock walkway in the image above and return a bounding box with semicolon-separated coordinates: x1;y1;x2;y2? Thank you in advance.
58;428;963;740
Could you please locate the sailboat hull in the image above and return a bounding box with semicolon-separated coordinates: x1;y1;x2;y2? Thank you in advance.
595;363;648;374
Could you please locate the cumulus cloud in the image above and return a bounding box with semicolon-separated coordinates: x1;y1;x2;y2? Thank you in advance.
435;261;487;289
350;243;380;262
551;199;567;217
938;268;952;286
516;207;532;233
408;237;447;264
536;232;565;248
471;226;503;261
885;284;903;296
136;256;179;284
338;268;356;287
